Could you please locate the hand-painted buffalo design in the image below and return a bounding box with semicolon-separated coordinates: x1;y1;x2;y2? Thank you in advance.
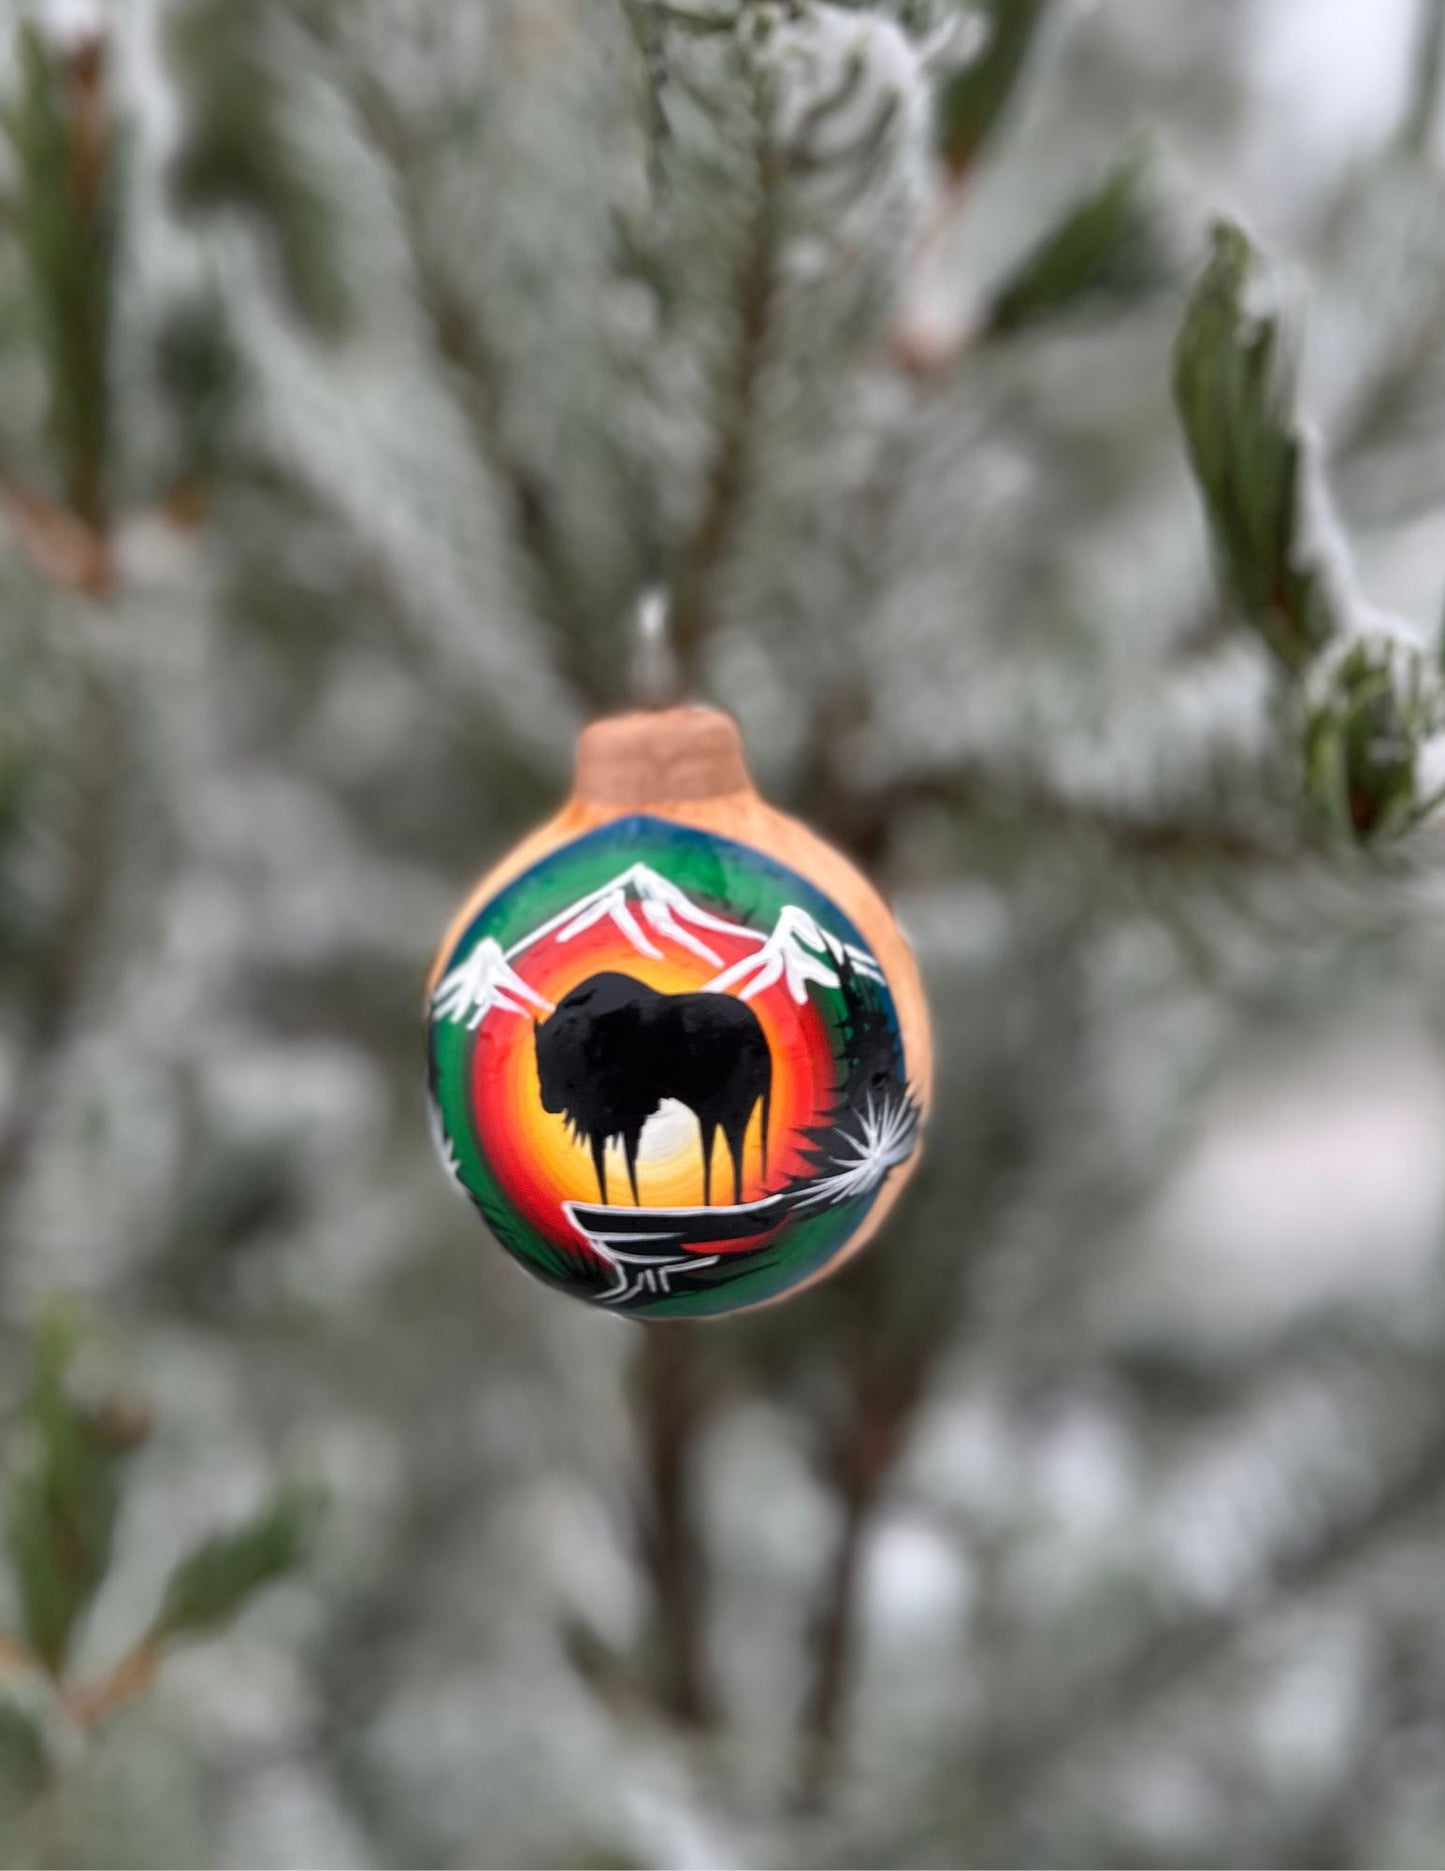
533;971;771;1206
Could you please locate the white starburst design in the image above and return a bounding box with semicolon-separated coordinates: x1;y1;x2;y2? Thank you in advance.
793;1088;920;1208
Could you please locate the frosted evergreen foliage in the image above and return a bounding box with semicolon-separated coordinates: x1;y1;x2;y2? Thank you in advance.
2;0;1445;1864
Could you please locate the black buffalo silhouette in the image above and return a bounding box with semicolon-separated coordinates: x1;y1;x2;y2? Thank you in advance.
533;971;771;1207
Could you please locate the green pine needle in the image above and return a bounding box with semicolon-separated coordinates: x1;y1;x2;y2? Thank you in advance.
0;1699;48;1809
4;1313;135;1676
149;1483;323;1645
166;0;349;341
1304;639;1443;842
1;23;117;525
935;0;1052;180
983;146;1174;336
1174;220;1342;674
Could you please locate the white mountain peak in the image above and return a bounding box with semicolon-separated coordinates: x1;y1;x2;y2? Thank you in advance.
432;937;554;1028
433;865;885;1031
704;905;884;1005
507;862;757;969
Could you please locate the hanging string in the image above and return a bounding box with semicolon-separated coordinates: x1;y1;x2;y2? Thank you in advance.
631;586;683;708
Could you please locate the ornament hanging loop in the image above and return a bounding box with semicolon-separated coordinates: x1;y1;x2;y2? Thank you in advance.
630;586;684;709
427;593;933;1316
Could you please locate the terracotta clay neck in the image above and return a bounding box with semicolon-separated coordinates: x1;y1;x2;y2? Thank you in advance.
572;706;754;807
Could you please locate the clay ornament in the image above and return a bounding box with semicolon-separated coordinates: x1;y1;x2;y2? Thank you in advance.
426;706;932;1321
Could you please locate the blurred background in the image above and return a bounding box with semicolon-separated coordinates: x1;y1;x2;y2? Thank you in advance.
3;0;1445;1864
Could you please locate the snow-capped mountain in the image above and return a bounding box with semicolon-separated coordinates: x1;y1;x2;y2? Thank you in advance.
431;865;884;1027
704;904;883;1005
431;937;554;1027
507;862;746;969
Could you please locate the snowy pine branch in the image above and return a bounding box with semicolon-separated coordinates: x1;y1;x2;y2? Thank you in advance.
1304;636;1445;840
1176;220;1445;842
166;0;350;340
0;1311;318;1750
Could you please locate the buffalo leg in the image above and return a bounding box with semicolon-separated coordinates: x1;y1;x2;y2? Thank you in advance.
698;1120;716;1206
722;1114;749;1205
623;1125;643;1205
590;1131;609;1205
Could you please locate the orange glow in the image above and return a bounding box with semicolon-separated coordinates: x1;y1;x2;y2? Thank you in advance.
469;917;836;1239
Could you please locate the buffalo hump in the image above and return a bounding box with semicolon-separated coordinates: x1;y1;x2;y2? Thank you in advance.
534;972;772;1206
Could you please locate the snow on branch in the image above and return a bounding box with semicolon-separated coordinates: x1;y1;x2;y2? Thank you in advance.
1175;220;1445;844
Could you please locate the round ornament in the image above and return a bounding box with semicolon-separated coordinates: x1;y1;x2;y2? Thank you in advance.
426;707;932;1320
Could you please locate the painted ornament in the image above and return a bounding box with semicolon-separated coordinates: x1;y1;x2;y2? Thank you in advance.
426;707;932;1320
